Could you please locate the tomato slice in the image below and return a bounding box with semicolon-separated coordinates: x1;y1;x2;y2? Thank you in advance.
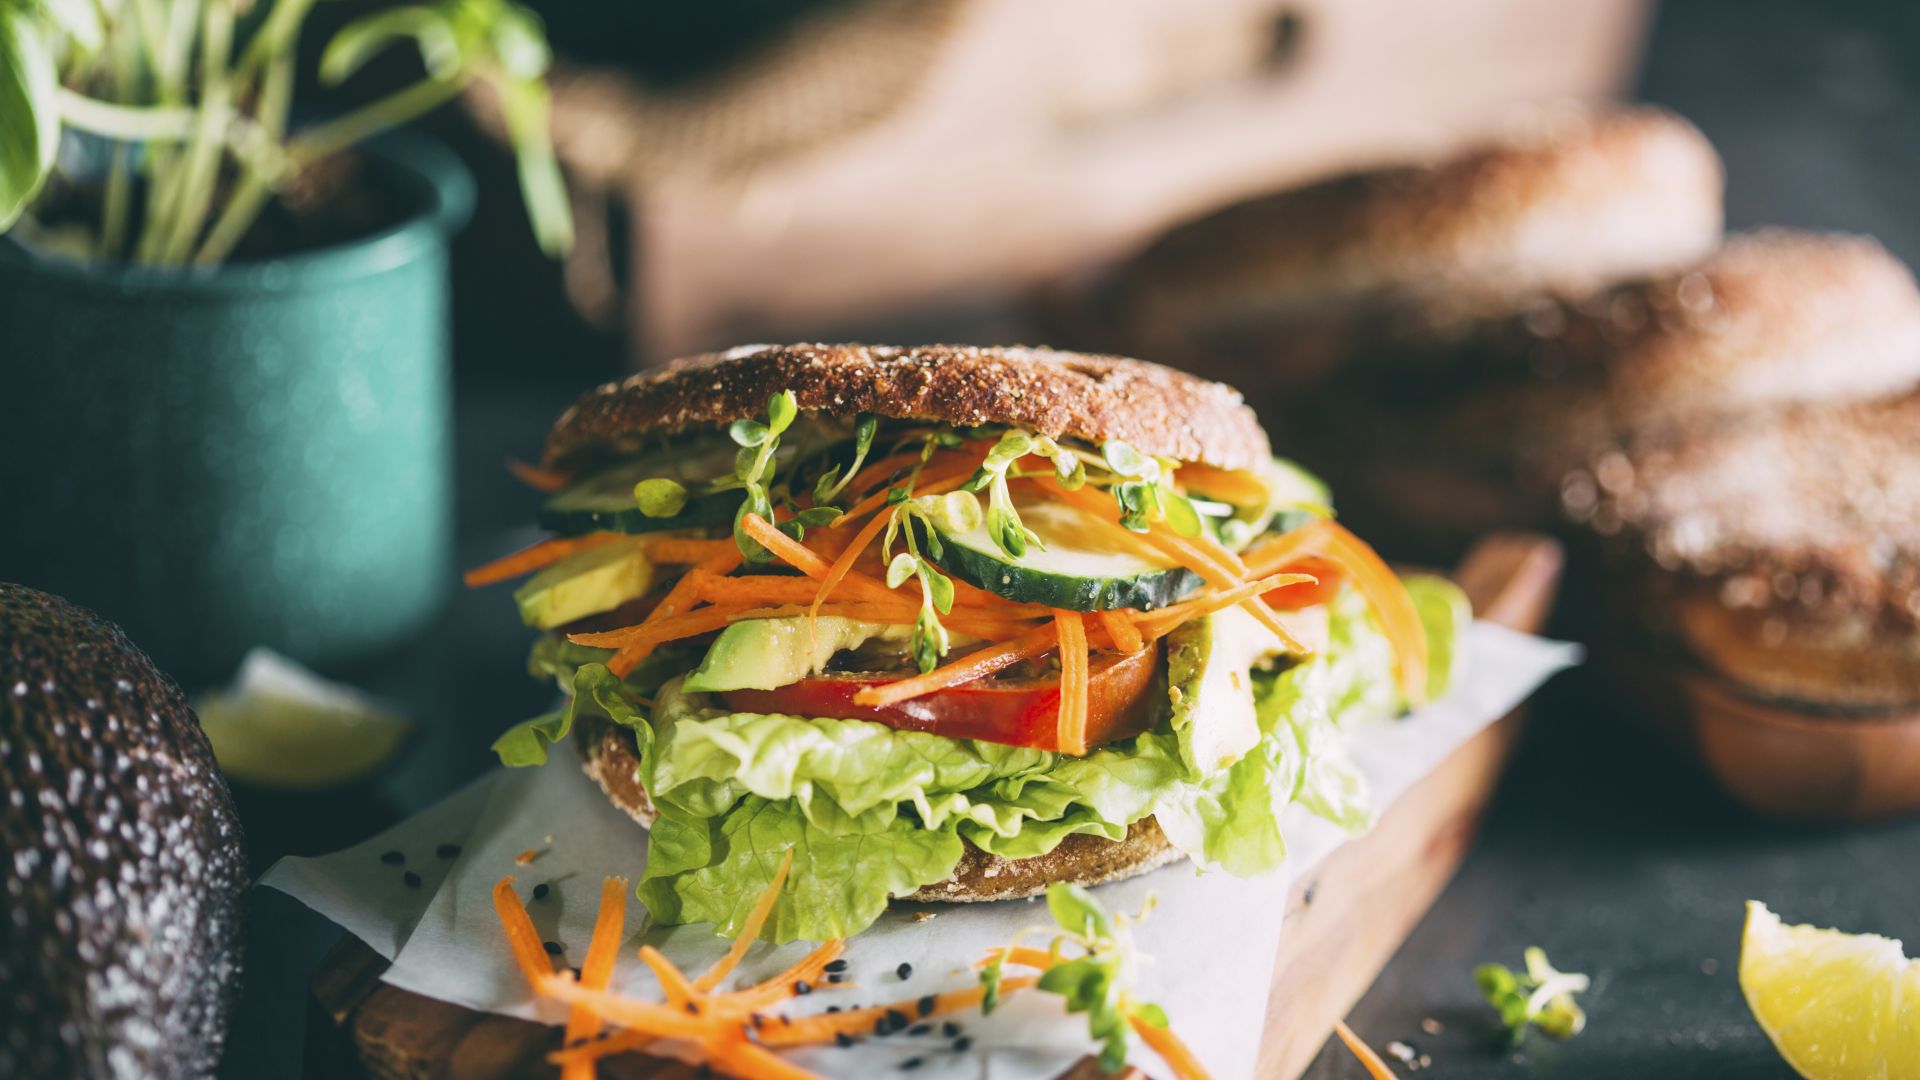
717;646;1162;753
1263;556;1346;610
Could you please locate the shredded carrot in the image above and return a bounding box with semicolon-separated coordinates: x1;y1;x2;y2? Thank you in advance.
811;508;893;640
709;1037;828;1080
637;945;699;1008
738;515;898;606
1133;572;1316;640
491;877;555;988
834;449;923;507
506;457;571;493
695;850;794;991
759;977;1038;1047
1332;1019;1399;1080
560;877;629;1080
654;550;742;622
723;940;848;1010
1054;610;1088;755
1246;520;1429;705
1133;1013;1214;1080
570;604;751;649
1173;463;1271;507
531;976;723;1041
1097;609;1145;655
464;533;624;588
974;946;1058;970
645;537;742;565
830;461;980;527
851;622;1060;708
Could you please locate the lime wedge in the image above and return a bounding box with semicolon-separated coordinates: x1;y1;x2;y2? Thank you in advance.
1739;901;1920;1078
196;650;411;789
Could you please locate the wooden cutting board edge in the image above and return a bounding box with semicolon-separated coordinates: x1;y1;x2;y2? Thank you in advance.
306;531;1565;1080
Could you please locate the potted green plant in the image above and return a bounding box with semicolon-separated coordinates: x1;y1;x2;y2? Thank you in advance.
0;0;570;679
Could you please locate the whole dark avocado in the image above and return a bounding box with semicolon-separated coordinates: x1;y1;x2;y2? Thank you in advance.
1;584;247;1079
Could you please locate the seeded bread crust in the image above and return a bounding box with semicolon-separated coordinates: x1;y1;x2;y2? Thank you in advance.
1115;105;1723;364
575;713;1183;902
543;343;1271;474
1565;392;1920;708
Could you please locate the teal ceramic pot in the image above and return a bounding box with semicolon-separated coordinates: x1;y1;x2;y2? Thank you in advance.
0;136;474;683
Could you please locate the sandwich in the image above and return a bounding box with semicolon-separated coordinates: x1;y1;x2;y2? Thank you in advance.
468;344;1466;941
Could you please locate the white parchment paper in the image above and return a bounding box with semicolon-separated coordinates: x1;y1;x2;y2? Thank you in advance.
263;622;1576;1079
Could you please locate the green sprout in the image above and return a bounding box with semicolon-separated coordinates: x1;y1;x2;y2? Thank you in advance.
980;883;1175;1073
1100;440;1203;537
964;430;1044;558
881;489;959;673
1475;947;1590;1044
632;478;687;518
727;390;799;562
812;413;879;504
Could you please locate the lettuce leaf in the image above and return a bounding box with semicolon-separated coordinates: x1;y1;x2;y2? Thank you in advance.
500;581;1465;941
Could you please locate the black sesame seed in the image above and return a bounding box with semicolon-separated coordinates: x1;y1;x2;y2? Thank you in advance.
750;1013;766;1029
403;871;423;888
542;941;562;955
827;972;847;984
435;842;461;859
532;882;550;900
834;1033;856;1049
564;1036;587;1049
896;962;913;980
908;1024;932;1036
380;850;405;866
826;1005;842;1014
793;980;813;995
952;1036;973;1053
824;959;849;972
685;1002;700;1014
941;1022;961;1038
900;1058;924;1071
886;1009;909;1030
916;995;936;1018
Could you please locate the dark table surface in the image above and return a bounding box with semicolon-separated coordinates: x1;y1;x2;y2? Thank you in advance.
222;1;1920;1076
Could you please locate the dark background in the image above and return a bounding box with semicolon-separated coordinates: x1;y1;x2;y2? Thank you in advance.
225;1;1920;1076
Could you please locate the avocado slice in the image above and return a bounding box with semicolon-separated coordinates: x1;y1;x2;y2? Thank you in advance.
513;538;654;630
682;616;911;693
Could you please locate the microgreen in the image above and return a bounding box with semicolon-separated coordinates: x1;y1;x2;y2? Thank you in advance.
880;487;958;673
964;430;1044;559
1101;440;1203;538
1475;947;1589;1044
728;391;799;562
980;884;1170;1073
632;478;688;518
812;413;879;504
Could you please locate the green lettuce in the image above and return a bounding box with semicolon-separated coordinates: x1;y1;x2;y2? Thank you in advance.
498;582;1466;941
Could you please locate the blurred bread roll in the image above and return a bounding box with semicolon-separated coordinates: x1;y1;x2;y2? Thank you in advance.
1115;104;1725;386
1565;391;1920;709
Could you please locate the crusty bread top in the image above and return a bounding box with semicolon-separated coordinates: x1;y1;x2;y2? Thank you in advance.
1532;229;1920;436
543;343;1272;472
1565;391;1920;632
1118;105;1723;340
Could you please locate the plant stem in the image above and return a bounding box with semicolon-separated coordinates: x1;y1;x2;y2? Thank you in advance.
157;0;235;264
194;48;296;265
99;144;133;260
285;76;464;167
55;89;200;140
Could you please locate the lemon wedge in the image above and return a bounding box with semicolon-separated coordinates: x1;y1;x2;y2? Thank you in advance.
196;649;411;789
1740;901;1920;1079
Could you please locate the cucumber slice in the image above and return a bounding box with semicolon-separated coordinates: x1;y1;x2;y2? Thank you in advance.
539;439;745;535
924;497;1204;611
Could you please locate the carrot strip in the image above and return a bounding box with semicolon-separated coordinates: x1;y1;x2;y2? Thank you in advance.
723;940;848;1010
811;508;893;637
1245;520;1428;704
548;1028;652;1068
560;877;630;1080
1054;611;1088;755
645;537;742;565
491;877;556;988
1332;1019;1399;1080
852;622;1060;708
464;533;624;588
1133;1014;1214;1080
570;604;751;648
1173;463;1271;507
758;978;1038;1047
976;946;1059;970
506;457;571;493
695;849;794;991
1097;609;1145;655
739;515;898;605
1133;573;1316;640
532;976;719;1041
830;463;979;527
835;449;923;506
638;945;699;1009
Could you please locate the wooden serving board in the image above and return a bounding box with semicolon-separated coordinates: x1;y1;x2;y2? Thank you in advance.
307;532;1564;1080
